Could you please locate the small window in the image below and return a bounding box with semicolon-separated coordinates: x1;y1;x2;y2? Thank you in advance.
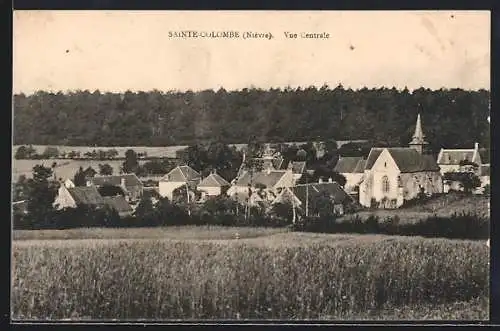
384;162;387;168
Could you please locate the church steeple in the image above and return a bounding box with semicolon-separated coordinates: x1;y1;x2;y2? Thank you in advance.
409;113;428;154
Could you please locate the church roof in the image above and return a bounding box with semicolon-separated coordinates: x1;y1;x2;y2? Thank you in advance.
334;157;365;173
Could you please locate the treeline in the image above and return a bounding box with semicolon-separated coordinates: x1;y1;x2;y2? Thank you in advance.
13;86;490;151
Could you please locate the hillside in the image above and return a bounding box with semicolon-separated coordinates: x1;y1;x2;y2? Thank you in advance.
13;87;490;151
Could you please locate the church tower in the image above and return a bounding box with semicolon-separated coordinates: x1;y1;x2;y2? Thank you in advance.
409;113;428;154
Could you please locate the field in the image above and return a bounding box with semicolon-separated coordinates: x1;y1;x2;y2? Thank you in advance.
340;193;490;224
12;159;150;182
12;226;489;321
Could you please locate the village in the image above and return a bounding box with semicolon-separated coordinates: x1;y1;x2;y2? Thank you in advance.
27;113;489;224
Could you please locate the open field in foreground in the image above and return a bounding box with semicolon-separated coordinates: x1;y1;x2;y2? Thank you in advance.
12;227;489;320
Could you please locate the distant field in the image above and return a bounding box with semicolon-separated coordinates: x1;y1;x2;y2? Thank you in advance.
11;159;152;181
12;228;489;320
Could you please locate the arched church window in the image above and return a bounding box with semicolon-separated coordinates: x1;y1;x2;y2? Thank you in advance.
382;176;390;194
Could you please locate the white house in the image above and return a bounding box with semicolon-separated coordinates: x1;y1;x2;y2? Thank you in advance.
53;183;105;210
437;143;482;175
334;156;366;194
227;168;295;206
158;165;201;200
359;114;443;209
197;172;231;198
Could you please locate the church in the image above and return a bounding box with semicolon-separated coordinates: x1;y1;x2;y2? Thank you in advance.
358;114;443;209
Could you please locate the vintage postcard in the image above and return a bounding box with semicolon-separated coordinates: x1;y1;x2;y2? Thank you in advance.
12;10;490;322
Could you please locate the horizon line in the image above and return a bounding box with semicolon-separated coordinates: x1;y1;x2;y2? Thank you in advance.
13;84;491;96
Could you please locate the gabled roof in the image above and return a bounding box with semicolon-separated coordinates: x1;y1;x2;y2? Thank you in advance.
160;165;201;182
386;148;440;173
367;147;440;173
67;186;105;206
288;161;306;174
198;173;231;188
234;170;288;188
364;148;385;170
353;159;367;173
437;149;477;165
103;196;133;214
290;182;353;206
92;174;143;189
334;157;364;173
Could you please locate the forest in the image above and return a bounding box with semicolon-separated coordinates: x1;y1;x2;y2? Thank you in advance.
13;86;490;153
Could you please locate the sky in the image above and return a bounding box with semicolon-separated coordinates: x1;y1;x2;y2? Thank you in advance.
13;10;490;94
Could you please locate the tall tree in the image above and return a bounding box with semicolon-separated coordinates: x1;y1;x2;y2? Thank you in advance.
26;165;58;228
122;149;139;173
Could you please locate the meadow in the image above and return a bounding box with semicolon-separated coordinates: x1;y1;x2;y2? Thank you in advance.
12;227;489;321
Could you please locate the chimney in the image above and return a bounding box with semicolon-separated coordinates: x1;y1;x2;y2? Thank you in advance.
266;167;272;175
474;142;479;151
121;178;126;188
318;178;323;184
328;177;333;183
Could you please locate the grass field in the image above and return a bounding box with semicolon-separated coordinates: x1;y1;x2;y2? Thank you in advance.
340;193;490;224
12;227;489;321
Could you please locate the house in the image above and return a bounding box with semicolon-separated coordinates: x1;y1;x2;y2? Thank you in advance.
102;196;134;217
158;165;201;200
274;180;354;216
53;180;133;217
91;174;144;201
197;172;231;199
227;168;295;205
334;156;366;194
437;143;482;175
359;114;443;209
287;161;307;184
53;183;105;210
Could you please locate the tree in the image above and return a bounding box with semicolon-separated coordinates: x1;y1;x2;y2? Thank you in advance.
73;167;86;186
83;166;97;179
41;146;59;158
98;163;114;176
26;165;58;228
443;172;481;194
15;145;37;159
134;196;158;225
310;191;336;219
97;184;124;197
122;149;139;174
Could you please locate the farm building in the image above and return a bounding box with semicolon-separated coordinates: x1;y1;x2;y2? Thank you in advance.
436;143;483;175
158;165;201;200
334;156;366;195
91;174;143;202
287;161;306;184
274;180;354;216
197;172;231;199
359;114;443;209
227;168;295;205
53;184;105;210
102;196;134;217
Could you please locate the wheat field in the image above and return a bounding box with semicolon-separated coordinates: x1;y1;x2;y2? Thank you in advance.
11;229;489;321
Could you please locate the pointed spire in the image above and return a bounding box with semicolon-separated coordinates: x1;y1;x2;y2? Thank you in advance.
412;113;425;142
409;113;428;154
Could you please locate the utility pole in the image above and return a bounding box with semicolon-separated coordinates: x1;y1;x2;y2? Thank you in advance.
185;182;191;216
305;175;309;217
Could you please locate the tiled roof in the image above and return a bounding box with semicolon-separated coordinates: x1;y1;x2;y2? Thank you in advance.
198;173;231;187
67;186;105;206
92;174;143;189
103;196;133;214
437;149;476;165
386;148;440;173
160;165;201;182
364;148;385;170
334;157;364;173
288;161;307;174
290;182;353;206
235;170;288;188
